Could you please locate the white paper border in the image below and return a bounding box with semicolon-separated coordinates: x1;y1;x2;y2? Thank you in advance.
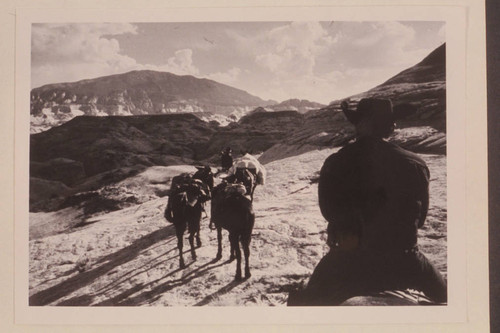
14;4;471;326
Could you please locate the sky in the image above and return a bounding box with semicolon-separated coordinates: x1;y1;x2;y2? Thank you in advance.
31;21;445;104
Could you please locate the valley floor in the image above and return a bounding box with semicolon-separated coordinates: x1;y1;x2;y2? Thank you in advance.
28;148;447;307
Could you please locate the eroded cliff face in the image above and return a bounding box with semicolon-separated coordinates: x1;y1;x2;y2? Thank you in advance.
30;70;274;133
29;110;307;211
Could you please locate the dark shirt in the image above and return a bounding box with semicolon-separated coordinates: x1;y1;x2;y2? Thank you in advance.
221;153;233;170
318;137;430;252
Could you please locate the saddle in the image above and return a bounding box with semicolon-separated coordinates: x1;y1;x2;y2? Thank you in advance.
165;176;209;223
169;173;192;194
224;183;247;197
211;183;246;212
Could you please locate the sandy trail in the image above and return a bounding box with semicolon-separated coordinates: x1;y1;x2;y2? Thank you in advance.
29;148;446;306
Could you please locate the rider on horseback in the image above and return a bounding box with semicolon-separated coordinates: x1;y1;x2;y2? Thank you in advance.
288;98;447;306
220;147;234;172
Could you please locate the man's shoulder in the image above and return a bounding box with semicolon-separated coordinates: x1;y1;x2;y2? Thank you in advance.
324;138;375;162
380;140;428;166
321;145;356;174
323;138;427;168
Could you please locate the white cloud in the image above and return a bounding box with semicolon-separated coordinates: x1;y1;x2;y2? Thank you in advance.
31;23;201;88
164;49;199;75
32;23;138;87
330;22;420;68
207;67;241;85
252;22;333;79
31;22;444;105
226;22;333;82
32;23;138;65
229;21;442;103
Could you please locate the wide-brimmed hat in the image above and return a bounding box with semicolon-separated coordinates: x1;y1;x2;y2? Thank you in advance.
341;98;417;126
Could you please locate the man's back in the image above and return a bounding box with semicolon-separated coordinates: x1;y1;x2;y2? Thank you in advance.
319;137;430;252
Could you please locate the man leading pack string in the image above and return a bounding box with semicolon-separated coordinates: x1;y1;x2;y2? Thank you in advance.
287;98;447;305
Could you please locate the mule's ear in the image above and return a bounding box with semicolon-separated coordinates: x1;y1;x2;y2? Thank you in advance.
393;103;417;120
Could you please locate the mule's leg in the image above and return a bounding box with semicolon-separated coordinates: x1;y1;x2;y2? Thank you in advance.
194;208;202;248
176;227;186;269
215;226;223;260
230;233;242;280
241;235;251;279
195;222;202;248
229;234;236;261
188;231;197;260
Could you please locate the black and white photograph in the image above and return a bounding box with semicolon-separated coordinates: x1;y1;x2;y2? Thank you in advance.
26;19;449;307
10;3;485;329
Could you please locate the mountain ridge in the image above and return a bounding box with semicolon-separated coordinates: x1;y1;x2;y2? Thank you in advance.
30;70;276;133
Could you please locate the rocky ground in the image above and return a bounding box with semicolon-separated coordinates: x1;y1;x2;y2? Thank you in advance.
28;135;447;306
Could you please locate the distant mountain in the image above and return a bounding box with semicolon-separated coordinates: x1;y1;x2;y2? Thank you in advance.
30;70;274;133
265;99;326;113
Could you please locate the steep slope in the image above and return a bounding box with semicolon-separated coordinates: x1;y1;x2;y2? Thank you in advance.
382;43;445;85
204;111;305;162
30;70;273;133
30;111;306;212
30;111;305;182
259;44;446;164
342;43;446;131
30;114;216;177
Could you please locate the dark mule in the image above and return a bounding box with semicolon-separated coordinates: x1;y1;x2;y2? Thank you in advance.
193;165;214;191
210;182;255;280
192;165;215;219
225;168;257;202
165;174;211;269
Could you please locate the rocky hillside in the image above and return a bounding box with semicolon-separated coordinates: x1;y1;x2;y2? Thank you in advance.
30;111;304;212
259;43;446;163
30;70;274;133
342;43;446;131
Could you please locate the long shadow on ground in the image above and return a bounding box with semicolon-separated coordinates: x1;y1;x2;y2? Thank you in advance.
29;226;176;306
194;280;244;306
108;258;232;306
